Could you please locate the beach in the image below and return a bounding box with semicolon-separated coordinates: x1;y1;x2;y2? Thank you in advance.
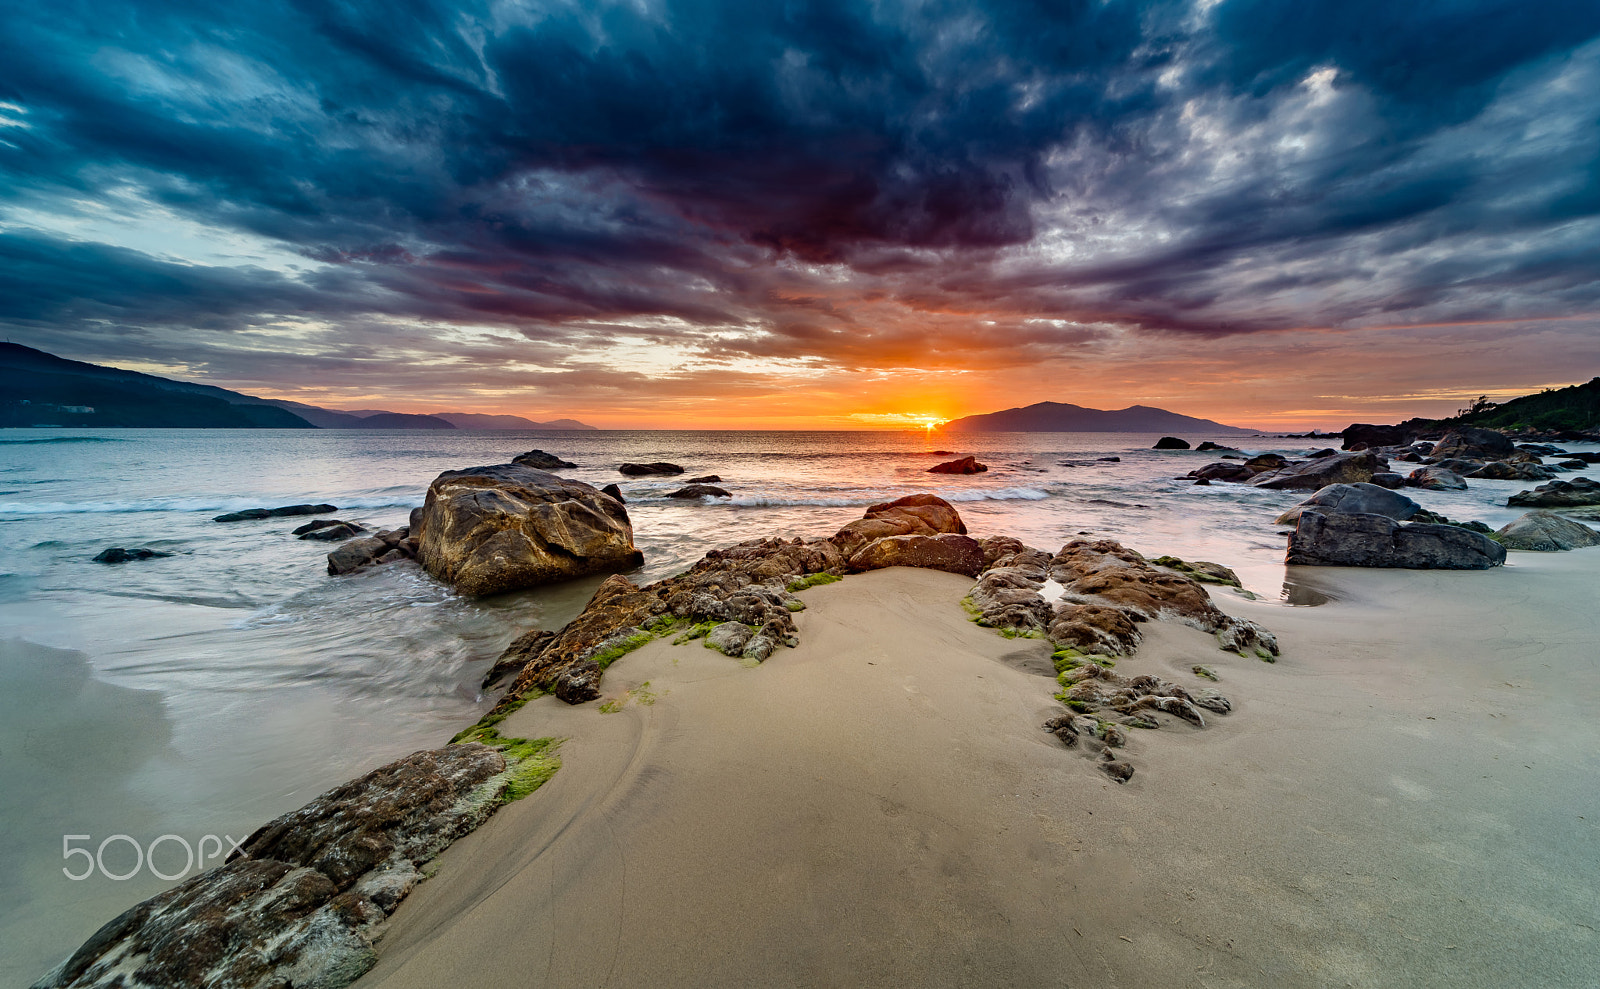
10;430;1600;987
356;558;1599;988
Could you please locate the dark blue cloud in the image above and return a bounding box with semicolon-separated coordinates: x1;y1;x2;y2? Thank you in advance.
0;0;1596;389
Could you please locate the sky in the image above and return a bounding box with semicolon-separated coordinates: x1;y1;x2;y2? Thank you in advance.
1;0;1598;429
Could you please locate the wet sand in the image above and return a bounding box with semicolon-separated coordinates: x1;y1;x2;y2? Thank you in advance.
360;558;1600;988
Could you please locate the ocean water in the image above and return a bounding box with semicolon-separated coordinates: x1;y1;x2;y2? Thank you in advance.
0;426;1587;982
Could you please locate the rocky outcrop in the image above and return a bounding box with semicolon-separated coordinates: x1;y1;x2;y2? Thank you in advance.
1273;482;1425;526
1430;427;1514;461
928;455;988;474
600;483;625;503
327;527;419;575
296;520;367;541
1286;511;1506;569
512;449;577;469
496;536;845;704
1195;442;1237;452
1249;451;1387;490
618;462;683;476
684;474;721;483
33;743;547;989
1153;436;1190;450
1407;466;1468;490
91;547;173;564
1493;511;1600;551
415;464;643;595
829;493;967;559
1369;472;1406;489
1507;477;1600;508
847;532;985;577
213;504;338;523
1341;423;1415;450
667;484;732;498
1466;461;1557;481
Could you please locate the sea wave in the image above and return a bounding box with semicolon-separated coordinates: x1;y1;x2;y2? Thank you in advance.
0;436;127;444
0;494;419;515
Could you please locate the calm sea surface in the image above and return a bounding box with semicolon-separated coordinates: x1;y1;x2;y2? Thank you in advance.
0;427;1580;980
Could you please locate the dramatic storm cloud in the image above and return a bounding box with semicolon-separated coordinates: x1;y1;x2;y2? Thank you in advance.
2;0;1597;425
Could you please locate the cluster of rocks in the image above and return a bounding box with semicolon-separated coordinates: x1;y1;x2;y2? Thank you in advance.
294;518;368;541
1185;425;1593;496
965;536;1274;782
327;522;422;575
481;493;989;708
33;743;539;989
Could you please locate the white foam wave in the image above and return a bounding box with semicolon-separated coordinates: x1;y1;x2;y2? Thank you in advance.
0;494;418;515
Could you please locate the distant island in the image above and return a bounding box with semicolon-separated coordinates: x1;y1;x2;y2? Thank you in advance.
944;401;1256;434
0;344;596;430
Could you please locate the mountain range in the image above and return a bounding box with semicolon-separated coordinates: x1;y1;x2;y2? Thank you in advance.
943;401;1256;433
0;344;595;430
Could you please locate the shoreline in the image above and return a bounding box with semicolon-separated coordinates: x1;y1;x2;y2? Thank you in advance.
363;551;1598;988
22;446;1600;987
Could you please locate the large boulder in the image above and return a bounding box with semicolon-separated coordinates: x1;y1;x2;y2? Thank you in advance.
1274;482;1425;526
1153;436;1191;450
1286;511;1506;569
1406;466;1468;490
1250;451;1387;490
928;455;988;474
415;464;642;596
1494;511;1600;552
846;532;985;577
1430;427;1514;460
1507;477;1600;508
1341;423;1416;450
829;493;966;559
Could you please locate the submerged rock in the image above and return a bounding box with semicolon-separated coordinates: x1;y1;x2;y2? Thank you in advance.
328;536;390;575
928;455;988;474
1286;511;1506;569
213;503;338;523
1493;511;1600;551
91;547;173;564
33;744;520;989
667;484;732;498
512;449;577;469
618;462;684;475
415;464;643;596
298;520;367;541
684;474;722;484
1406;466;1468;490
1507;477;1600;508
